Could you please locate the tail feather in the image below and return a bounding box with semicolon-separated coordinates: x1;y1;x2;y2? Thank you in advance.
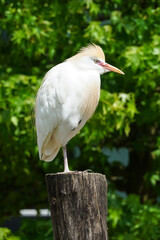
41;132;60;162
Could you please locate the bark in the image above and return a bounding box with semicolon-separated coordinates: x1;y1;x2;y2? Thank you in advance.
45;172;108;240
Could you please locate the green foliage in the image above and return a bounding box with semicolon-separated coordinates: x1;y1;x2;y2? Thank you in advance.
0;73;47;217
0;219;53;240
0;228;20;240
108;193;160;240
17;219;53;240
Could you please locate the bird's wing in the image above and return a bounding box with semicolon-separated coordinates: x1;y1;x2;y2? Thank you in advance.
35;63;68;161
36;62;100;162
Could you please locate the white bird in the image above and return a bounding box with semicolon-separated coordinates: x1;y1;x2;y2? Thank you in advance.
35;44;124;172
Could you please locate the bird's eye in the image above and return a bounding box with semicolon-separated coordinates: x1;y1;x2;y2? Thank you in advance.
94;59;100;64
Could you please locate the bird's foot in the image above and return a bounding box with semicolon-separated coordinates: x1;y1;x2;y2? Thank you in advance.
84;169;94;173
57;170;77;174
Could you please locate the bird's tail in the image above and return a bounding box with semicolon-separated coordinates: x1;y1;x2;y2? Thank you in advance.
40;132;60;162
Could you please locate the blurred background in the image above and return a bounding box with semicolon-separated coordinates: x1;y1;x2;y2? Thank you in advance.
0;0;160;239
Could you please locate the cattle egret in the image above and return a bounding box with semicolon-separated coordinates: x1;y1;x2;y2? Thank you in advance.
35;44;124;172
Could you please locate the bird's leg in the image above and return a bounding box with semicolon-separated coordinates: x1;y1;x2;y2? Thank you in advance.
62;145;70;172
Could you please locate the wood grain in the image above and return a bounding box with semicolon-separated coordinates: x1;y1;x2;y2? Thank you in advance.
46;172;108;240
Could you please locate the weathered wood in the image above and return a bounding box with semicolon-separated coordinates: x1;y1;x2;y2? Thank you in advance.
45;172;108;240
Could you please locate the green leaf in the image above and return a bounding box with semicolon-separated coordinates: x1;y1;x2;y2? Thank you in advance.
124;123;130;136
11;116;18;127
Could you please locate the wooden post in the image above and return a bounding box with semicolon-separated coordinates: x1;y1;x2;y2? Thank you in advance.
45;172;108;240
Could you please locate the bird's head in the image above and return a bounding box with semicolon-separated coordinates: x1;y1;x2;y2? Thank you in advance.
68;44;124;75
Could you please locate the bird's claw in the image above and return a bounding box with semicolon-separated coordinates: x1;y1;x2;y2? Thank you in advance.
84;169;94;173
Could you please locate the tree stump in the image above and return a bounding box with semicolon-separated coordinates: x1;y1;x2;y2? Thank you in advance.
45;172;108;240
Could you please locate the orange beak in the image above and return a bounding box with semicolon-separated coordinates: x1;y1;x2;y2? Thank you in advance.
103;63;125;75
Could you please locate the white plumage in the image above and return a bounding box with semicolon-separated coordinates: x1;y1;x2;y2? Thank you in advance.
35;44;124;172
